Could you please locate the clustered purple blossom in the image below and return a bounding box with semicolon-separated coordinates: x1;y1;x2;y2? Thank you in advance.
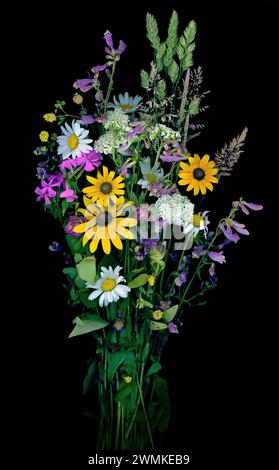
161;142;188;163
35;173;64;205
60;150;102;173
65;215;86;237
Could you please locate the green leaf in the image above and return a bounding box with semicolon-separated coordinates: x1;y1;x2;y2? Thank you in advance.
65;234;83;256
179;20;197;71
140;69;149;89
164;10;179;68
150;321;168;331
80;292;98;309
126;268;144;282
115;382;133;403
188;97;200;115
146;13;160;50
184;19;197;46
155;42;166;72
154;376;171;432
76;256;96;285
156;79;166;101
75;275;85;289
168;59;179;84
74;253;82;263
69;314;109;338
146;362;162;377
62;267;77;280
107;351;127;382
128;273;149;289
163;305;178;322
83;361;96;396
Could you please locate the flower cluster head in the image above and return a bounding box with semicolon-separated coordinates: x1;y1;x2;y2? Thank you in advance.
155;193;194;233
104;108;130;133
150;124;181;143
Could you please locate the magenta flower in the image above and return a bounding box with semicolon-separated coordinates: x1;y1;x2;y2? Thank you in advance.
35;180;56;205
65;215;86;237
235;199;263;215
75;150;102;172
60;187;77;203
74;78;96;92
168;322;179;334
60;159;77;171
208;251;226;264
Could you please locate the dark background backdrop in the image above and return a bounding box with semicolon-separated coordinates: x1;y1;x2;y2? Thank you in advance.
5;0;277;467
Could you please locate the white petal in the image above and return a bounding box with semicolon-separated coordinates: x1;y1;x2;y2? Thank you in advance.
88;290;102;301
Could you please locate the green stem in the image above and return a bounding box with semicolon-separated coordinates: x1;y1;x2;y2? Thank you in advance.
178;69;190;127
136;373;154;450
104;61;116;112
115;401;121;450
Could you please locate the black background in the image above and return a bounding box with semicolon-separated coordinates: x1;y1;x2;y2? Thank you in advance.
5;0;277;467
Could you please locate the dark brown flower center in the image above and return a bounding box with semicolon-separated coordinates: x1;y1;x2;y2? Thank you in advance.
193;168;205;181
100;182;112;194
96;211;112;226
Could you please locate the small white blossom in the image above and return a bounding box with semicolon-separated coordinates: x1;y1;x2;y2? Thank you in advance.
94;131;129;155
150;124;181;143
155;193;194;232
104;108;131;132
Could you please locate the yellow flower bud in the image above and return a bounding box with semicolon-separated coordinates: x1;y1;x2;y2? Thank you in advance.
152;309;163;320
148;275;155;287
73;93;83;105
39;131;49;142
123;376;132;384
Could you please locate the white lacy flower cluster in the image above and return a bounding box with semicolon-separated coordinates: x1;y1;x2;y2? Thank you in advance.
104;108;131;132
94;109;132;155
150;124;181;142
155;193;194;233
94;131;129;155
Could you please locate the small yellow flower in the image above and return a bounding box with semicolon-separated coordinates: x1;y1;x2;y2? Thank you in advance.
43;113;56;123
73;93;83;104
148;275;155;287
152;309;163;320
123;376;132;384
39;131;49;142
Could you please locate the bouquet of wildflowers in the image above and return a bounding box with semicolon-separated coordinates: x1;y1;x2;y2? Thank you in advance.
34;11;262;450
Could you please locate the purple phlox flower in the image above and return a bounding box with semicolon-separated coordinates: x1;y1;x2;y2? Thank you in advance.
119;159;134;178
75;150;102;172
126;123;145;140
81;114;95;125
60;158;78;172
117;144;132;156
208;251;226;264
235;199;263;215
48;173;64;187
168;322;179;334
104;30;127;58
60;186;77;203
35;179;57;205
36;165;47;179
65;216;86;237
174;271;188;287
91;63;109;74
209;263;215;277
74;78;96;92
49;241;63;252
95;90;104;102
192;245;206;259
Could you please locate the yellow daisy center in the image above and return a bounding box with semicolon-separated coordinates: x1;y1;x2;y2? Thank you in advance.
193;214;203;227
68;134;79;150
193;168;205;181
101;278;116;292
100;182;112;194
145;173;157;183
121;104;132;111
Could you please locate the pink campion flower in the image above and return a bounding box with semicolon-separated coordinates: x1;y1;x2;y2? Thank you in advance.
75;150;102;172
208;251;226;264
73;78;96;92
168;322;179;334
234;199;263;215
60;187;77;203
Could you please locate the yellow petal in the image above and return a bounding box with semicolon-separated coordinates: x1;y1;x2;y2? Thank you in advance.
199;181;207;195
89;236;100;253
73;223;87;234
204;181;214;191
86;176;99;185
108;171;115;181
101;230;111;254
116;226;135;239
200;154;210;168
102;166;109;178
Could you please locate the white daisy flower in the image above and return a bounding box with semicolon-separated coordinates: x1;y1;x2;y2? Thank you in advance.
109;92;142;113
192;211;210;238
57;120;93;160
138;157;166;189
86;266;130;307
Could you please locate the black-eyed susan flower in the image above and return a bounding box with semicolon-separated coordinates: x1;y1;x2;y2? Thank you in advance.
178;154;218;196
73;196;136;254
82;166;125;206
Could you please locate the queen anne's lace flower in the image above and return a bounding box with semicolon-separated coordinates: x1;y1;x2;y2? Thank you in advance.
104;109;130;132
155;193;194;233
94;131;129;155
150;124;181;142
